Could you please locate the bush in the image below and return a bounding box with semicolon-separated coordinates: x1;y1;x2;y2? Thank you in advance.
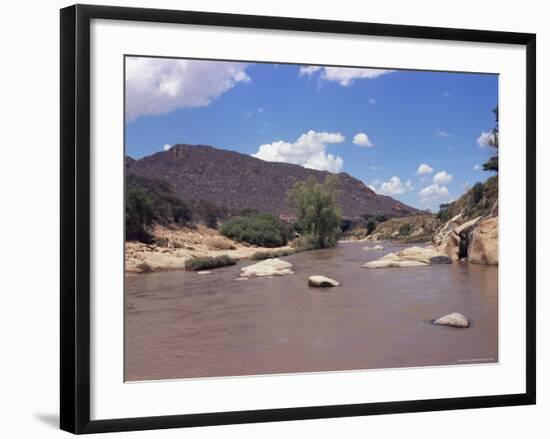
136;262;153;273
471;182;484;205
366;219;377;235
399;223;412;236
184;255;236;271
250;249;296;260
220;213;291;247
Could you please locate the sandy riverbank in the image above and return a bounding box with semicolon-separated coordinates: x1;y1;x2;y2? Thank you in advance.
126;224;294;273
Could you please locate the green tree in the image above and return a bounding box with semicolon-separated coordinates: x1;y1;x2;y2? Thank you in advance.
366;219;377;235
288;175;342;249
483;106;499;172
126;189;154;242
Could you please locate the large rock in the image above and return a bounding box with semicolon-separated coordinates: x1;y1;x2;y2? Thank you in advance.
364;259;428;268
437;216;482;261
433;312;470;328
363;246;450;269
363;244;385;251
307;275;341;287
240;258;294;278
433;213;463;247
468;216;498;266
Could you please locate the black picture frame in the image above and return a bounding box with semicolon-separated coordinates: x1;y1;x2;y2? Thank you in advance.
60;4;536;434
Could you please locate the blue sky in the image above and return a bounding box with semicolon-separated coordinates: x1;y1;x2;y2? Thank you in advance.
125;57;498;211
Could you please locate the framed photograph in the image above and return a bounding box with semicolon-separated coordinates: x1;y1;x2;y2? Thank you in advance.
60;4;536;434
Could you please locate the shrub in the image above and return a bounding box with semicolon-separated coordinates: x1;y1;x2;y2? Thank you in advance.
471;182;484;205
184;255;236;271
250;248;296;260
366;219;377;235
220;213;291;247
399;223;412;236
136;262;153;273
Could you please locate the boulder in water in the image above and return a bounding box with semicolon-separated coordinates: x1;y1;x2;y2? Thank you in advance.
433;312;470;328
307;275;341;287
240;258;294;278
468;216;498;266
363;244;385;251
363;246;450;269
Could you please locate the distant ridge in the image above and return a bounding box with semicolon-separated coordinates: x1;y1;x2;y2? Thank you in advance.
126;144;422;219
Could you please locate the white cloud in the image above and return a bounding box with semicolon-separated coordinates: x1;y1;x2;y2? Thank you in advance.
416;163;434;175
433;171;453;185
299;66;322;76
436;130;452;138
369;176;414;196
418;183;450;203
476;131;495;147
369;98;376;104
473;164;482;171
252;130;345;173
163;144;172;151
353;132;373;147
125;57;250;121
369;165;383;170
299;65;393;86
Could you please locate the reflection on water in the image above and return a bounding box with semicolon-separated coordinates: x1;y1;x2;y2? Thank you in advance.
125;241;498;381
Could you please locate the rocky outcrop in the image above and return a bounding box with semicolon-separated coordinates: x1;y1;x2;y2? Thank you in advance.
240;258;294;278
434;204;498;266
433;312;470;328
307;275;341;287
468;216;498;265
363;246;451;269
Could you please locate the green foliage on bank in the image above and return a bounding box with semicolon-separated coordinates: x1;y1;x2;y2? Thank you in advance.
220;212;291;247
249;248;296;261
288;175;342;249
184;255;237;271
126;174;192;242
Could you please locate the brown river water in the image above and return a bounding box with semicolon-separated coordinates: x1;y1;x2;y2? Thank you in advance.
125;241;498;381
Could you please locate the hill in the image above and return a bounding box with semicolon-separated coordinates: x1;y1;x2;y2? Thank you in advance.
126;144;421;219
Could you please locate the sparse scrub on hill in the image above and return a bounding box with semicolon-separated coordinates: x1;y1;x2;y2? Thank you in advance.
288;175;342;249
220;212;291;247
184;255;236;271
442;176;498;221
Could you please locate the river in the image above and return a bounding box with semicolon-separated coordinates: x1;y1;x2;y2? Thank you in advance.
125;241;498;381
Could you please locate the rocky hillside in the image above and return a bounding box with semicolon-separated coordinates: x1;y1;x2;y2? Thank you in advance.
126;144;421;219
